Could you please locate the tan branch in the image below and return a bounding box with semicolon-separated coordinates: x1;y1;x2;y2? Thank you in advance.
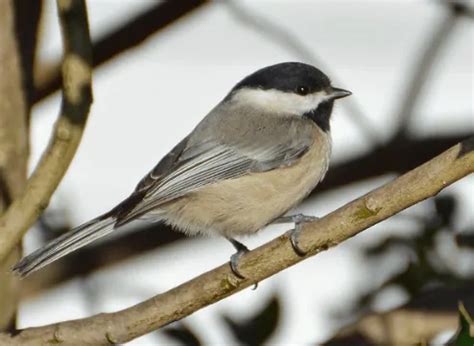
329;274;474;344
0;0;93;262
1;136;472;344
0;0;29;331
334;309;460;344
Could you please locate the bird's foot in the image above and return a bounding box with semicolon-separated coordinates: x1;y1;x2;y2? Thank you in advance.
277;214;319;256
228;238;250;279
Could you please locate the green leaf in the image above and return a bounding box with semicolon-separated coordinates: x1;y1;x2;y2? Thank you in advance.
450;302;473;346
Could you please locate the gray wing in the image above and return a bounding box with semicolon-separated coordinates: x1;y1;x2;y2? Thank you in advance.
117;107;315;223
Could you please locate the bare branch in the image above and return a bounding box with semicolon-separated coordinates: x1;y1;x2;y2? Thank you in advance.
329;280;474;344
13;0;42;113
0;0;30;331
2;138;472;345
0;0;93;263
333;310;459;344
393;3;462;137
316;131;473;194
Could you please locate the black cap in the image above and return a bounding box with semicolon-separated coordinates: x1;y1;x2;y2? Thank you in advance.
231;62;331;94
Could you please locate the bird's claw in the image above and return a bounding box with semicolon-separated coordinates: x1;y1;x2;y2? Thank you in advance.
284;214;319;256
227;238;258;289
230;248;248;279
228;238;250;279
288;223;306;256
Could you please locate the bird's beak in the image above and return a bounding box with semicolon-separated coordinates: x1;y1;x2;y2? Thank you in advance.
328;87;352;100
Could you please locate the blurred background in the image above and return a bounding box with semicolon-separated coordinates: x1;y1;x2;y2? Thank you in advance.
12;0;473;344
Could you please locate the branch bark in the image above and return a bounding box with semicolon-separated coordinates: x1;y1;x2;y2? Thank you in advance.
317;132;473;193
0;0;92;263
333;310;459;344
3;138;473;345
328;280;474;344
0;0;29;331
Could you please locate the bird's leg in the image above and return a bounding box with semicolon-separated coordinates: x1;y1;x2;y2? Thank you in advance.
272;213;319;225
227;237;250;279
273;213;319;256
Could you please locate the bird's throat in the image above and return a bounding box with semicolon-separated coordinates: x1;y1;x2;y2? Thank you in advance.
303;100;333;132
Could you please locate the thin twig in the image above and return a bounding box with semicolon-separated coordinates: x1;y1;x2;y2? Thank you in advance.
393;3;461;138
0;0;93;262
2;138;473;345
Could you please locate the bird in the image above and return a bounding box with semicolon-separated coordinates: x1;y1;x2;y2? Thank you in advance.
13;62;351;278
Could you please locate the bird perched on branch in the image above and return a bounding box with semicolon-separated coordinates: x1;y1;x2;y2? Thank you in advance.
13;62;351;278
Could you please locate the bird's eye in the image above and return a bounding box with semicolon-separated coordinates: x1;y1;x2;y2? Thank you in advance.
296;86;309;95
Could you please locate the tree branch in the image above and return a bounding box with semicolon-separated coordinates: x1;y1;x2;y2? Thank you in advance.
0;0;93;263
317;131;473;193
33;0;207;103
0;0;30;331
328;280;474;344
13;0;42;115
393;2;462;137
3;138;473;345
333;310;459;344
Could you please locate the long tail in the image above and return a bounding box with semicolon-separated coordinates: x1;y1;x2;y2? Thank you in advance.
12;215;116;278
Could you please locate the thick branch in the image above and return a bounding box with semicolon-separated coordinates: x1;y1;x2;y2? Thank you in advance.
33;0;207;103
333;310;459;344
3;138;473;345
328;280;474;344
0;0;92;262
13;0;42;113
0;0;29;331
317;132;473;193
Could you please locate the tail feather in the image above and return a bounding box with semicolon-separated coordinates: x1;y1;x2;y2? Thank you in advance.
12;216;116;278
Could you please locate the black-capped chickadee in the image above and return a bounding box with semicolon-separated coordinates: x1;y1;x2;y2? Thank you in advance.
13;62;351;278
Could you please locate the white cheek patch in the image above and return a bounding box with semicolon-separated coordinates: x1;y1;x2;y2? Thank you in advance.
231;88;328;115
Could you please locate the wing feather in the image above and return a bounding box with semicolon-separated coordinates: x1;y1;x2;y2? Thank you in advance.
116;109;316;224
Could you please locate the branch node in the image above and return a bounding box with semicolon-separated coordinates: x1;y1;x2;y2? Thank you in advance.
56;121;72;141
62;55;91;105
105;330;118;345
352;196;383;222
221;274;242;291
51;325;64;343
